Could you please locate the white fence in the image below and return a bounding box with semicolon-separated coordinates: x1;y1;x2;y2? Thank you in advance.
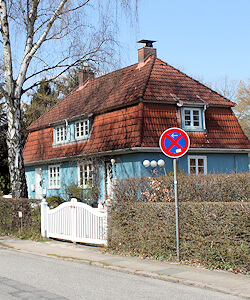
41;198;108;246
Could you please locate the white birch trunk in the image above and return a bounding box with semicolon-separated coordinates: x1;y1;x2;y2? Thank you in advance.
6;95;28;198
0;0;28;198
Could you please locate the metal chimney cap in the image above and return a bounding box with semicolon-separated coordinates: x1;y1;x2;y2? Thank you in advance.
137;40;156;48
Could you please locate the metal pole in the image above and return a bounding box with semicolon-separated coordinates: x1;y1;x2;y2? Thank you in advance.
173;158;180;261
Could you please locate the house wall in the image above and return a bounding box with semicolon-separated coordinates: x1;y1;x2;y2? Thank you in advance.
178;153;249;174
25;152;248;200
113;152;249;178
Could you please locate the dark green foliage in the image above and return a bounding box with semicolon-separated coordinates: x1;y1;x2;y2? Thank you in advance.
64;181;99;206
46;196;65;208
0;198;41;239
23;80;59;129
108;173;250;273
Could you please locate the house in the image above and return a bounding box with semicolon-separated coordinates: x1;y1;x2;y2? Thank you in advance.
23;40;250;201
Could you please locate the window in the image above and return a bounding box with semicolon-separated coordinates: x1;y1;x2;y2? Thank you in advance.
188;156;207;175
78;163;93;188
55;125;67;144
75;119;89;139
183;107;203;130
49;165;60;188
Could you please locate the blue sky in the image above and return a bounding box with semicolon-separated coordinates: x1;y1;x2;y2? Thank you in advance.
120;0;250;84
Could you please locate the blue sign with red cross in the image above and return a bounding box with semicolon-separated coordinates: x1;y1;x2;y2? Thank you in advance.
159;128;190;158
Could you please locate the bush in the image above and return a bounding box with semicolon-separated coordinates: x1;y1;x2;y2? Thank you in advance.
46;196;65;208
0;197;41;239
64;181;99;206
113;173;250;203
108;201;250;273
108;173;250;273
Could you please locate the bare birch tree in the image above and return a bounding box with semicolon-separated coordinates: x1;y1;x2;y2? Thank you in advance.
0;0;138;198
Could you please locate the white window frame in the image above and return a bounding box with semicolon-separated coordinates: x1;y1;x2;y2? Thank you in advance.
54;125;68;144
188;156;207;175
78;162;93;188
183;107;203;130
75;119;89;140
48;165;61;188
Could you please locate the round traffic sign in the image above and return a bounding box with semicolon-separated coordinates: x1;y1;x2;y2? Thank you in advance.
159;128;190;158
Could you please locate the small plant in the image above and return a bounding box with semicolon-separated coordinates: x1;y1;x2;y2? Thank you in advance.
64;181;99;206
46;196;65;208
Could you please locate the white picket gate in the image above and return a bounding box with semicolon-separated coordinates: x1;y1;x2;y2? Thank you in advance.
41;198;108;246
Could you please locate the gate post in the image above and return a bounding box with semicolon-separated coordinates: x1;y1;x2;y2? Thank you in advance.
41;198;48;237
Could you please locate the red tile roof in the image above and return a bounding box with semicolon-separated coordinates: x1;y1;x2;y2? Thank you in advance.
23;103;250;164
23;105;143;162
28;56;234;132
24;54;249;164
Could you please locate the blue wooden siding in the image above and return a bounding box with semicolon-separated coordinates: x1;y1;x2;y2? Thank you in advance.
25;152;249;200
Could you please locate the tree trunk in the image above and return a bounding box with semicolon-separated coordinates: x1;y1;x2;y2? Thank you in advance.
6;95;28;198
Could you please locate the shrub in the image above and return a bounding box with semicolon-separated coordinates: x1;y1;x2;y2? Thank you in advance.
0;197;41;239
46;196;65;208
64;181;99;206
113;173;250;203
108;172;250;273
108;201;250;273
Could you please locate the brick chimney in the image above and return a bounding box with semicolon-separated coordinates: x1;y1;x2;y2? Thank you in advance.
78;68;95;86
137;40;157;63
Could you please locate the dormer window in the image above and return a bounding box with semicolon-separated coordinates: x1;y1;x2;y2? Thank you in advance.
55;124;68;144
75;119;89;139
182;107;205;131
184;108;202;128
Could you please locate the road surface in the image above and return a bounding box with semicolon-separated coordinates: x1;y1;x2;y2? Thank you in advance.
0;248;241;299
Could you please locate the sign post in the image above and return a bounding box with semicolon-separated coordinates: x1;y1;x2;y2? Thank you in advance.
159;128;190;261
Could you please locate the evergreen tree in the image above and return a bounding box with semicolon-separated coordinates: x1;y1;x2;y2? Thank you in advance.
23;80;59;129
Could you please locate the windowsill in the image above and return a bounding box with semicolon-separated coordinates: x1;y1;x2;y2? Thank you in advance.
74;135;89;141
53;139;89;147
48;187;60;190
183;127;206;132
53;140;69;146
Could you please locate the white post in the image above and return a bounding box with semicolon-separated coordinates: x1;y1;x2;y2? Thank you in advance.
41;198;48;237
71;198;77;242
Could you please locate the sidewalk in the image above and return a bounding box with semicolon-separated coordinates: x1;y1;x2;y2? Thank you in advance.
0;236;249;299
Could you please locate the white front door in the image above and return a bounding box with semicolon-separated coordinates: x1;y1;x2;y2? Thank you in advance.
35;168;43;199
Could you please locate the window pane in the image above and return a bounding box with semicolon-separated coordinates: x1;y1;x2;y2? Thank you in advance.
190;167;196;174
190;159;196;166
183;108;202;129
198;167;204;174
198;159;204;166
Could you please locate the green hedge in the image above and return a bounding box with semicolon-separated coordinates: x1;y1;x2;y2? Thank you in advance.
0;197;41;239
108;202;250;273
108;173;250;273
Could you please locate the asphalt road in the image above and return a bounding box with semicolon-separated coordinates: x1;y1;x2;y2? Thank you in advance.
0;248;242;300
